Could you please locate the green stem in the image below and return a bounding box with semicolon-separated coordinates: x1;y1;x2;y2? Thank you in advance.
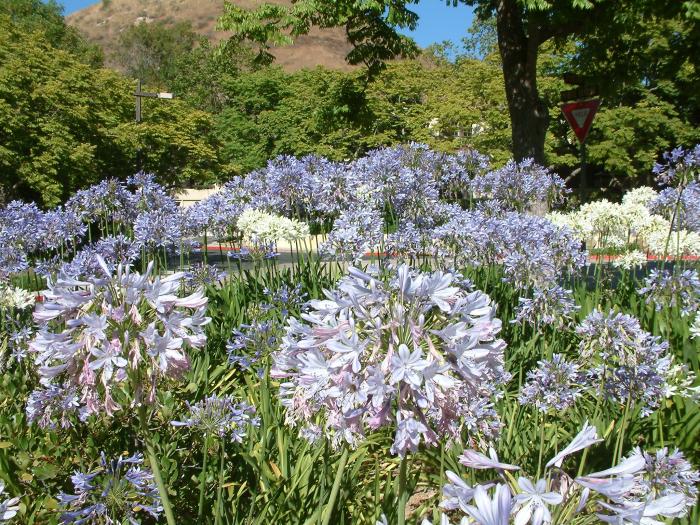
138;406;176;525
321;448;349;525
537;412;546;480
214;443;226;525
198;433;211;524
397;455;409;525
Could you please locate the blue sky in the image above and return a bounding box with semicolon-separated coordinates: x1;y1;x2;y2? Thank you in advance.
56;0;475;48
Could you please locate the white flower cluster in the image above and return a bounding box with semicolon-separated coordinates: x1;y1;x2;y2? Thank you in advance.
549;186;700;256
0;282;35;310
237;209;309;243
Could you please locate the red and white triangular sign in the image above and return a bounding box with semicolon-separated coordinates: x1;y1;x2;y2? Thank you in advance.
561;99;601;143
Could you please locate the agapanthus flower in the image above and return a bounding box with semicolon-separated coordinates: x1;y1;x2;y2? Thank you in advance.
639;268;700;316
184;263;226;290
576;310;681;415
0;283;35;310
463;484;512;525
648;182;700;232
26;384;82;429
57;452;161;524
272;264;509;455
577;446;699;522
518;354;586;413
512;286;579;328
652;144;700;186
469;159;568;212
29;255;210;422
133;209;183;249
512;477;563;525
0;481;19;524
171;394;259;442
237;208;309;244
319;207;383;262
261;283;307;319
227;321;277;370
612;250;648;270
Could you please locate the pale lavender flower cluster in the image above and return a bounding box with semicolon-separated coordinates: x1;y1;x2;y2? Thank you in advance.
272;264;509;455
28;255;210;425
469;158;568;212
512;286;579;328
57;452;162;524
434;424;699;525
652;144;700;186
54;235;139;280
26;384;81;429
576;310;675;415
638;268;700;316
518;354;586;413
171;394;259;442
0;481;19;524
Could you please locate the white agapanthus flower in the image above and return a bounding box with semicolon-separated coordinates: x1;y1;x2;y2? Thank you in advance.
612;250;648;270
0;283;35;310
237;209;309;243
621;186;658;209
690;313;700;339
644;227;700;257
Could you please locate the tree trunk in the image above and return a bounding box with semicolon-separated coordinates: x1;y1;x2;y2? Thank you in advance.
496;0;548;163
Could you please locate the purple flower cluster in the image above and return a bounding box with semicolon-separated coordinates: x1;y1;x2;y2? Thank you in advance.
272;264;509;455
57;452;162;524
28;255;210;424
469;158;568;212
648;181;700;232
319;208;383;262
519;354;586;413
652;144;700;186
639;268;700;316
513;286;580;328
434;210;586;289
576;310;675;415
227;321;276;370
171;394;259;442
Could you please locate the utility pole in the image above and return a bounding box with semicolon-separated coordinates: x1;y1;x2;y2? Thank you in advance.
134;79;174;171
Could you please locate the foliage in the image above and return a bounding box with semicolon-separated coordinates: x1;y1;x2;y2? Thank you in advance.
113;20;199;88
0;0;103;66
0;149;699;523
0;15;223;207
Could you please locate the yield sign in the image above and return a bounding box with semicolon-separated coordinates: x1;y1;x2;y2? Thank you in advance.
561;99;601;143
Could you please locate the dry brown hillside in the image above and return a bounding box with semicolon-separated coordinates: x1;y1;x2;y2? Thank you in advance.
66;0;355;72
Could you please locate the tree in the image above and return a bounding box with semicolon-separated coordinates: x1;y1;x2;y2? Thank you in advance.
113;21;198;88
0;15;221;207
0;0;103;66
217;0;699;165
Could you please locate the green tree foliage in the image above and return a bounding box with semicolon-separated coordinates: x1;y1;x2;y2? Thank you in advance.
0;0;103;66
0;16;221;207
212;57;511;173
114;21;199;88
215;67;373;172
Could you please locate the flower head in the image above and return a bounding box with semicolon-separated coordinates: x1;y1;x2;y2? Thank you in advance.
57;452;162;524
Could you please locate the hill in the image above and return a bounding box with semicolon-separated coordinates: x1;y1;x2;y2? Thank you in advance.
66;0;356;72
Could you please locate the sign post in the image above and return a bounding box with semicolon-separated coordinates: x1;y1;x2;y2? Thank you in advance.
134;79;174;172
561;98;600;199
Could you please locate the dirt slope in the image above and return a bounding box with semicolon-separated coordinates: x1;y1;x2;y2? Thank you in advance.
66;0;355;71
